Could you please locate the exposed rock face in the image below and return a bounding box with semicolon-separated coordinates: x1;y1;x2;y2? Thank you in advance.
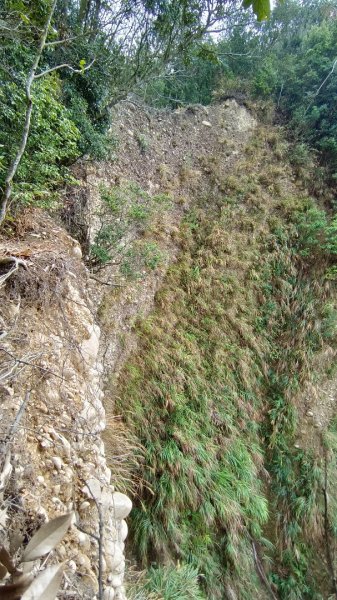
0;213;132;599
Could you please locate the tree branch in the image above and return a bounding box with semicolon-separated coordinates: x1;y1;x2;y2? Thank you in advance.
0;0;58;226
35;57;95;79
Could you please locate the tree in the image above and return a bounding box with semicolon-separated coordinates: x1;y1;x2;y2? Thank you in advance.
0;0;276;225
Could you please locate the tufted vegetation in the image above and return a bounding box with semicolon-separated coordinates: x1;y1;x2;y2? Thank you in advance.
117;126;337;598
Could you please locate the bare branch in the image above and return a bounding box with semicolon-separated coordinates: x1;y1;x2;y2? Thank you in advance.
34;57;95;79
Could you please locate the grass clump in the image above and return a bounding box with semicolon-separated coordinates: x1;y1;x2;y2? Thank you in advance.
128;564;206;600
90;181;170;273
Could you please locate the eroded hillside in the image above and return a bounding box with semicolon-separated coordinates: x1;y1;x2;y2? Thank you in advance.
0;100;337;600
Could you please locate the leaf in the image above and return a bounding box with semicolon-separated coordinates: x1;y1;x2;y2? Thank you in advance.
19;13;30;24
0;546;16;574
0;574;33;600
79;59;86;73
9;531;24;556
22;513;73;562
242;0;271;20
21;564;64;600
22;561;36;574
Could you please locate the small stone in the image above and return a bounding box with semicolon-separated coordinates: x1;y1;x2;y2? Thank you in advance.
111;493;132;519
106;543;123;570
80;501;90;510
307;410;314;417
72;245;82;259
119;520;128;542
68;560;77;573
52;457;63;471
78;531;91;551
36;475;45;484
55;433;71;459
82;477;102;500
40;440;52;449
110;575;122;588
52;497;62;505
202;120;212;127
114;560;125;575
104;588;115;600
76;553;91;571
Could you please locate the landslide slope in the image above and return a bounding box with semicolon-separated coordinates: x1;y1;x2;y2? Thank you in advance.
1;99;337;600
100;104;337;599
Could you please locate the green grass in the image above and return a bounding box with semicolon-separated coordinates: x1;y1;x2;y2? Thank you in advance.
114;126;337;599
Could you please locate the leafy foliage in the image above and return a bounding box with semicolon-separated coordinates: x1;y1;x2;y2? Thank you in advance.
0;71;79;209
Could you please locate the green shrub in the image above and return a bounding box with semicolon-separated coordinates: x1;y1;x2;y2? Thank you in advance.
0;74;80;210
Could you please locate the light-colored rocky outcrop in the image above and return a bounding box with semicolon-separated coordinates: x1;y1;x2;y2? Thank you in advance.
0;214;132;599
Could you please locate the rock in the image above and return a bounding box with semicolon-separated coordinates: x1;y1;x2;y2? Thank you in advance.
68;560;77;573
101;488;113;510
114;559;125;575
82;477;102;500
55;433;71;459
115;587;126;600
81;324;100;364
110;575;123;588
106;543;124;570
52;497;63;506
202;120;212;127
104;588;115;600
52;457;63;471
64;466;74;482
76;553;91;571
111;493;132;519
119;520;128;542
77;531;90;549
307;410;314;417
40;402;49;414
40;439;52;449
72;245;82;259
36;475;45;484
